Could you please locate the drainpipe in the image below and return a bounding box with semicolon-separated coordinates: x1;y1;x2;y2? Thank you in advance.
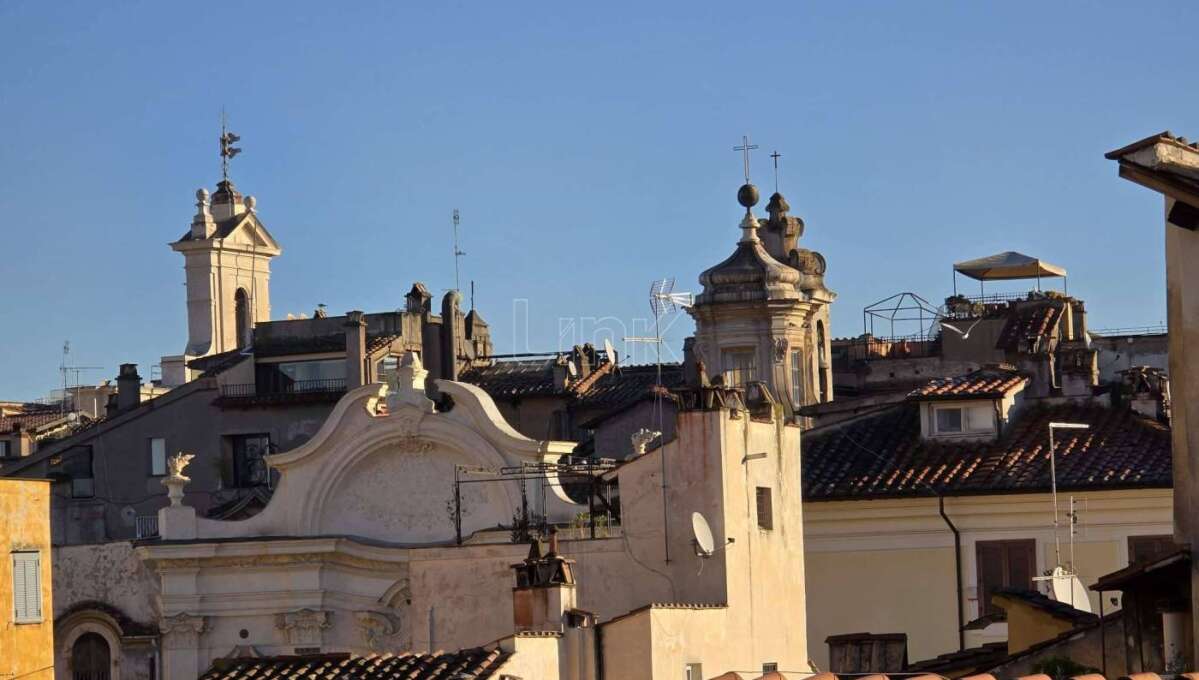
938;494;965;651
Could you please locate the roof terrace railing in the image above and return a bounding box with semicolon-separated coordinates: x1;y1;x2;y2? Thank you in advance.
1088;325;1168;337
219;378;347;399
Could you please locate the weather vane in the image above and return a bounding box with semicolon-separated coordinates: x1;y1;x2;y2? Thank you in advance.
733;135;759;185
219;109;242;183
771;150;782;192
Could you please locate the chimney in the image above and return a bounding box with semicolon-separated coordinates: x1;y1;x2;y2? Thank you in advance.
511;535;577;633
344;311;367;388
105;393;120;418
116;364;141;411
440;291;463;381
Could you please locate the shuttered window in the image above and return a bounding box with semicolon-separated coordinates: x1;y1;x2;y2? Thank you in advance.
976;539;1036;616
12;551;42;623
755;487;773;530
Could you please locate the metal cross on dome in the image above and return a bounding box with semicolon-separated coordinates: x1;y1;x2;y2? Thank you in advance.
733;135;758;185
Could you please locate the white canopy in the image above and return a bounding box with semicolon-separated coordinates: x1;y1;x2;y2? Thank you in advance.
953;251;1067;281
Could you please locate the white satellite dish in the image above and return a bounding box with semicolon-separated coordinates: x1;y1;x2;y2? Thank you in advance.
691;512;715;558
1048;566;1093;613
603;338;618;367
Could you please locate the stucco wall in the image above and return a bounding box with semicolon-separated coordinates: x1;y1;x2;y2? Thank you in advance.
803;490;1172;669
0;479;54;680
1090;333;1168;384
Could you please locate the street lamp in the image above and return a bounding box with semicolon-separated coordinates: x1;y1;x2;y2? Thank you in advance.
1048;422;1090;567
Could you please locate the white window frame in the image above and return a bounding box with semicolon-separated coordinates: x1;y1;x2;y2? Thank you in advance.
935;406;964;433
11;551;42;624
685;663;703;680
933;403;995;436
150;437;167;477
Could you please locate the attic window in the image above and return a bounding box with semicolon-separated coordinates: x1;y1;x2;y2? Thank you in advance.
932;404;994;436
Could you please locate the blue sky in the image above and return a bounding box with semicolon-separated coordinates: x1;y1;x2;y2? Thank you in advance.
1;1;1195;401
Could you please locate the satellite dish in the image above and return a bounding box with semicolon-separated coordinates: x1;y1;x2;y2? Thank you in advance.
691;512;715;558
603;338;618;367
66;412;78;423
1048;566;1093;613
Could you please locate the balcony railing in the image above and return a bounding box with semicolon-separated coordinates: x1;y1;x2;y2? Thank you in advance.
135;515;159;539
219;378;347;399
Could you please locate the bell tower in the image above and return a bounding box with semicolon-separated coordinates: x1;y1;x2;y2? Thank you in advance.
160;129;281;386
686;180;835;415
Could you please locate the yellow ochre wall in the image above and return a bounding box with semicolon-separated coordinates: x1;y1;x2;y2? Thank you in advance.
0;478;54;680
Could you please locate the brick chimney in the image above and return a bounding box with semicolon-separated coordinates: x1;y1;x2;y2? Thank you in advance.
344;311;367;388
116;364;141;411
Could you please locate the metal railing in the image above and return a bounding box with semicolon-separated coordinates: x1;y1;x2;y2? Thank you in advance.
1089;325;1168;337
219;378;347;398
135;515;159;539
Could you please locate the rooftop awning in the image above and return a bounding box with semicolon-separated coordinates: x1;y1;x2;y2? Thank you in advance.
953;251;1067;281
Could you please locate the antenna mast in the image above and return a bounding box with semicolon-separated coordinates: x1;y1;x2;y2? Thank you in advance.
452;209;466;292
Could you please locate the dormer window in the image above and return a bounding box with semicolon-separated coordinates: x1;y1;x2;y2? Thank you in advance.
932;404;994;436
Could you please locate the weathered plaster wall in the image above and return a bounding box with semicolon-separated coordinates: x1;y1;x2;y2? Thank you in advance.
1091;333;1168;384
53;542;158;623
0;479;53;680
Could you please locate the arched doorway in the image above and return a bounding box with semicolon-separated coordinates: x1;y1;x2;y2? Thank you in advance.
234;288;251;348
71;632;111;680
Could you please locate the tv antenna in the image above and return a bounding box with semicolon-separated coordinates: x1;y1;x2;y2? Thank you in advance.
452;209;466;293
59;340;101;415
1032;422;1094;612
620;278;693;563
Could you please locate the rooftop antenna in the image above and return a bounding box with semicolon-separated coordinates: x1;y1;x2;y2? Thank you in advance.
452;209;466;293
219;109;242;183
1033;422;1093;612
622;278;693;563
58;340;101;415
770;150;782;193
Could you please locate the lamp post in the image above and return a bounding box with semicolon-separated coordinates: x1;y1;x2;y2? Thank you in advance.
1048;422;1090;568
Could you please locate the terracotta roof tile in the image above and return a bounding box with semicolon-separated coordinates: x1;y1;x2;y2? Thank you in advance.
909;367;1027;400
996;303;1063;352
803;403;1171;500
200;649;510;680
0;410;69;433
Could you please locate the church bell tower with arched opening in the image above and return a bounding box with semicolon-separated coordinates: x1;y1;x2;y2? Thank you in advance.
160;127;281;386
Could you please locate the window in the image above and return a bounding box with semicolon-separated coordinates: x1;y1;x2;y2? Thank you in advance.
0;440;10;459
976;539;1036;616
234;288;251;349
224;434;271;488
1128;535;1177;565
376;355;400;385
755;487;773;530
256;360;347;394
933;405;993;436
71;632;111;680
11;551;41;623
685;663;703;680
790;351;804;405
763;663;779;673
50;446;94;498
722;349;757;387
817;321;829;403
149;438;167;477
936;408;963;433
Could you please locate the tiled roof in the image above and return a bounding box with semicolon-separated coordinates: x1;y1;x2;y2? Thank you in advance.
993;588;1098;626
0;409;68;433
802;403;1171;500
187;349;251;378
460;358;562;399
459;359;684;412
176;213;247;242
200;649;509;680
996;303;1062;352
909;366;1027;400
